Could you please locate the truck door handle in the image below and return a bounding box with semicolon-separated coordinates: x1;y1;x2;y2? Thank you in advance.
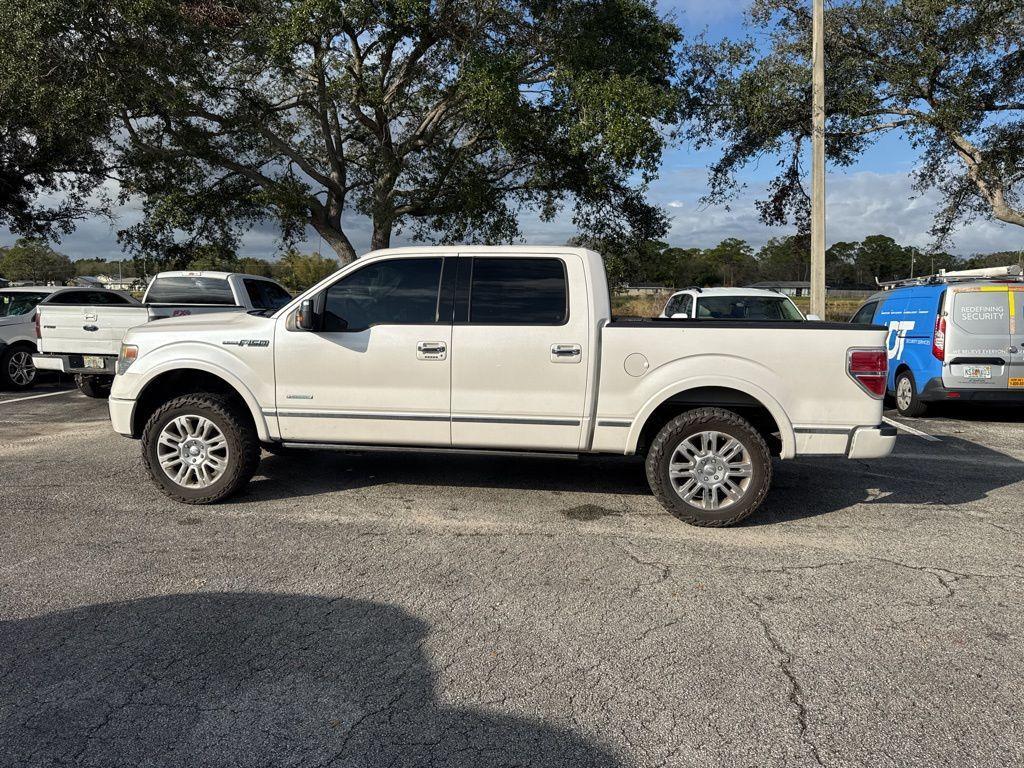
83;325;99;332
551;343;582;363
417;341;447;360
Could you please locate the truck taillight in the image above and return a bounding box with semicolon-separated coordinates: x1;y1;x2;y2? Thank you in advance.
847;348;887;399
34;310;40;341
932;315;946;361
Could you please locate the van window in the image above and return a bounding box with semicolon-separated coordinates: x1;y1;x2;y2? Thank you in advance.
951;291;1010;335
850;301;878;324
468;258;568;325
146;276;235;305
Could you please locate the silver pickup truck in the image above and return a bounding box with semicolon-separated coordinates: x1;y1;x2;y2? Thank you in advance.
34;271;291;397
107;246;896;527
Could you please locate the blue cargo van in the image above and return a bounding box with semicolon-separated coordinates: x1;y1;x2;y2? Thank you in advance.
850;275;1024;416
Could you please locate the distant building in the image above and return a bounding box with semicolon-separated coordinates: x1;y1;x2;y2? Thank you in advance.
0;276;8;288
622;283;672;296
746;280;818;297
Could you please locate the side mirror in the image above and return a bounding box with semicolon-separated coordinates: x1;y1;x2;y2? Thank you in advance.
806;313;822;321
295;298;316;331
671;312;689;319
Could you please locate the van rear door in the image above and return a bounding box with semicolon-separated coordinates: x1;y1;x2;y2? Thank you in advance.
945;287;1011;391
1009;289;1024;390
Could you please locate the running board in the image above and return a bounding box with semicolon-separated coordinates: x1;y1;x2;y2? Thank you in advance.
278;442;580;460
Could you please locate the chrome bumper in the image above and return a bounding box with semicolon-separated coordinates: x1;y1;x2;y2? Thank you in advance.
846;424;897;459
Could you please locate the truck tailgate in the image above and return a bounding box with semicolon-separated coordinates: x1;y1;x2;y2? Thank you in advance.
37;305;151;356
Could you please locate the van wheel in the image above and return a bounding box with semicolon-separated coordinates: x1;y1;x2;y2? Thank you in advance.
895;371;928;417
141;393;261;504
74;374;112;399
646;408;772;527
1;345;37;390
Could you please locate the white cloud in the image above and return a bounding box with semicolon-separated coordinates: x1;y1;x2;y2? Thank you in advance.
2;168;1020;261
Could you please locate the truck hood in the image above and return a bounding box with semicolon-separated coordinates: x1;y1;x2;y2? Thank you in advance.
126;310;274;342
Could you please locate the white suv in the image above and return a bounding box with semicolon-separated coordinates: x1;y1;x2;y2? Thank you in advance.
0;286;59;389
660;287;809;321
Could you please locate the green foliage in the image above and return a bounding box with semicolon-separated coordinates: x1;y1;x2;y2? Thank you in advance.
0;1;118;238
685;0;1024;244
4;0;686;263
0;239;75;283
276;250;340;292
591;233;1020;290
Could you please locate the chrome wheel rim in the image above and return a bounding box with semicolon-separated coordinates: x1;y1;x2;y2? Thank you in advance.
9;351;35;386
157;415;230;489
669;430;753;510
896;377;913;411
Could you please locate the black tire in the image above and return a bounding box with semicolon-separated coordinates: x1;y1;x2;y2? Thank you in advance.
645;407;772;527
0;345;37;390
75;374;112;399
141;392;261;504
894;370;928;417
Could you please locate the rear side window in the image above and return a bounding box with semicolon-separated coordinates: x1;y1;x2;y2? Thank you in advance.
850;301;878;324
322;257;442;332
146;276;235;305
951;290;1009;335
243;279;292;311
468;258;567;325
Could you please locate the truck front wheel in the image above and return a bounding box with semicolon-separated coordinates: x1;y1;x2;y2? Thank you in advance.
74;374;112;399
141;393;261;504
645;408;772;527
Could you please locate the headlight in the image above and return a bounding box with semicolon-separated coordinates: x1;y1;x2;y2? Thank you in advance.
117;344;139;375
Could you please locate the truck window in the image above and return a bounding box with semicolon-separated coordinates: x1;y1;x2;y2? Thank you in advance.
467;258;567;325
696;295;803;321
146;276;235;305
664;294;693;317
850;301;878;324
322;258;442;332
0;292;48;316
243;279;292;311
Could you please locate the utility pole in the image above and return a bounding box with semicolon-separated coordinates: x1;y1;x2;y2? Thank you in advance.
810;0;826;319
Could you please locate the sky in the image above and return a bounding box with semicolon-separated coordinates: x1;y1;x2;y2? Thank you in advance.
2;0;1021;262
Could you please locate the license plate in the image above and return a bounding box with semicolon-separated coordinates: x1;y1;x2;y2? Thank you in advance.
83;355;105;369
1010;377;1024;388
963;365;991;380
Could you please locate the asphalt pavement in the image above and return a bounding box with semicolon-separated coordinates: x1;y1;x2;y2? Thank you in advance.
0;389;1022;767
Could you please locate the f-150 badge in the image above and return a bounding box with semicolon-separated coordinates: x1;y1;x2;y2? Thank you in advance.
222;339;270;347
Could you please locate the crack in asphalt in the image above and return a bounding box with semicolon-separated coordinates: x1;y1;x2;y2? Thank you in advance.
746;595;826;768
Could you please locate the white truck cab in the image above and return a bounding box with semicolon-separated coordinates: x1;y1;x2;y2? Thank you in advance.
108;246;895;527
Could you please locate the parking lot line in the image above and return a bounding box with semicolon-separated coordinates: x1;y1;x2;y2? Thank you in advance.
882;416;940;442
0;388;77;406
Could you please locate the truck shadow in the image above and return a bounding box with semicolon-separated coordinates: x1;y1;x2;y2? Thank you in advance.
912;402;1024;424
246;435;1024;526
0;593;620;768
755;434;1024;524
247;451;650;500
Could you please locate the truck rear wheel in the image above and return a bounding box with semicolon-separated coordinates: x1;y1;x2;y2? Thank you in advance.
645;408;772;527
74;374;112;399
141;393;261;504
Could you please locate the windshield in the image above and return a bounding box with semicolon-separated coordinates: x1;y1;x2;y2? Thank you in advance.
0;291;48;318
696;295;804;321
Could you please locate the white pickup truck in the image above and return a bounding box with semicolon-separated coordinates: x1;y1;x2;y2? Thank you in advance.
34;271;292;397
108;247;895;526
